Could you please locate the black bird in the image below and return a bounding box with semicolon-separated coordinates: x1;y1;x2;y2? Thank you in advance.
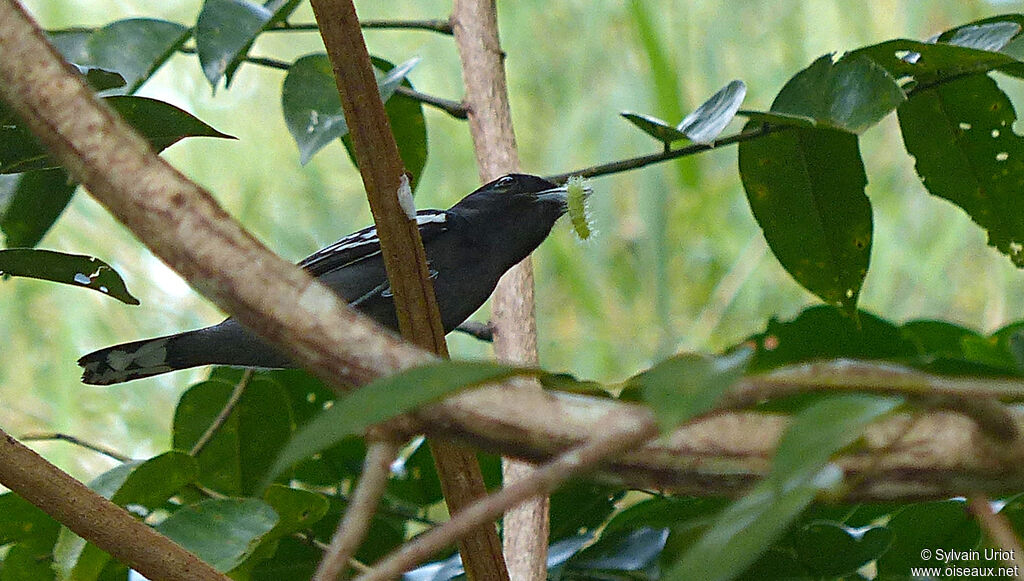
79;173;584;385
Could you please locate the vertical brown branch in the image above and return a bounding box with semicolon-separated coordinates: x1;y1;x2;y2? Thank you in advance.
451;1;549;578
308;2;508;579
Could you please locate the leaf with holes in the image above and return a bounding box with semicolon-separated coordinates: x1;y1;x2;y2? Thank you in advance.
898;74;1024;266
738;123;872;316
0;249;138;304
852;39;1018;86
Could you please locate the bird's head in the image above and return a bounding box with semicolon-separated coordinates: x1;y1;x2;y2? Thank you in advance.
447;173;588;268
451;173;569;219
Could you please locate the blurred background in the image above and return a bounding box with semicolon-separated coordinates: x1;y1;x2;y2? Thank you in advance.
5;0;1024;477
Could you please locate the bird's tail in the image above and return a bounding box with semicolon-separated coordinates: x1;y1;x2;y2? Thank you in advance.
78;331;201;385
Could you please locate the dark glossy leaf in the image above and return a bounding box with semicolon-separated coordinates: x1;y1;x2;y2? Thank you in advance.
195;0;300;88
250;537;320;581
604;496;731;536
0;168;77;248
53;452;199;581
626;347;751;431
744;306;916;372
72;65;126;93
770;54;905;133
269;361;530;484
678;80;747;144
173;376;293;496
155;498;278;572
83;18;190;93
793;523;892;577
736;109;817;128
739;123;871;315
852;39;1017;86
569;527;669;573
282;54;420;164
108;96;234;151
261;485;329;537
0;248;138;304
621;111;688;143
548;481;624;541
666;395;898;581
0;96;232;174
0;492;60;545
899;73;1024;267
876;500;981;576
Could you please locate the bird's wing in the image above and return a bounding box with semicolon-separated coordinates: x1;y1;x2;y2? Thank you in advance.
299;210;452;277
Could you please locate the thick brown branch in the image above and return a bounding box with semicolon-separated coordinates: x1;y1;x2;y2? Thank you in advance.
0;427;230;581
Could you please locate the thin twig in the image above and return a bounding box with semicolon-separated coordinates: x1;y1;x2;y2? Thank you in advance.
354;412;658;581
269;19;453;35
190;369;253;456
19;432;131;462
545;124;780;184
314;440;401;581
968;493;1024;580
176;48;467;119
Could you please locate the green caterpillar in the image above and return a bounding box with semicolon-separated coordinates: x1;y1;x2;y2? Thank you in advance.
566;176;592;240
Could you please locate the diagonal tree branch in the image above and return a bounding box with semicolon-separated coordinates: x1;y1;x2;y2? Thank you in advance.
0;424;230;581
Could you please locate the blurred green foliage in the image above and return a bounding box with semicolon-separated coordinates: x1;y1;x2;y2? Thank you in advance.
3;0;1022;479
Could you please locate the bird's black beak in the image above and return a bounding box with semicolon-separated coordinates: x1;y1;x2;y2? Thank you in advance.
533;183;592;211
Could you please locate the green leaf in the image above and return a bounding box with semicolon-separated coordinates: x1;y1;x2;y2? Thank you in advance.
54;452;199;581
195;0;300;88
155;498;278;572
173;376;293;496
282;54;420;165
0;96;232;174
738;123;872;315
82;18;190;93
768;395;900;487
665;395;899;581
261;485;329;538
898;73;1024;267
0;168;77;248
744;306;917;373
736;109;817;128
792;523;892;577
942;19;1022;52
852;39;1018;86
268;361;530;484
0;249;138;304
678;80;747;144
770;54;905;134
0;492;60;545
620;112;688;144
876;500;981;576
626;347;751;431
568;527;668;574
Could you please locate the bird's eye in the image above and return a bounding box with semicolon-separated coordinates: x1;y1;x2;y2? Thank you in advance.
495;175;516;190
